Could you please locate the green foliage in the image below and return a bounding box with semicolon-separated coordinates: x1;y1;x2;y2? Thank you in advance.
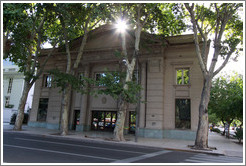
155;3;186;36
234;128;243;143
3;3;59;83
208;111;220;125
176;69;189;84
54;3;108;48
95;70;142;104
209;73;243;125
48;69;92;94
5;104;14;108
194;3;243;59
210;128;221;133
49;68;142;104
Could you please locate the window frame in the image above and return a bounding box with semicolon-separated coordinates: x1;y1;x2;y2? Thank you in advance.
43;74;52;88
176;68;190;85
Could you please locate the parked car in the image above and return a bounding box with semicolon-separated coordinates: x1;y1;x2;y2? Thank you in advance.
9;113;29;125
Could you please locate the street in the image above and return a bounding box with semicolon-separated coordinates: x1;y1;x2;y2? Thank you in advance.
3;131;243;164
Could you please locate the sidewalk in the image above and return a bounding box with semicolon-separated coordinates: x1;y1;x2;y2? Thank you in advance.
3;123;244;158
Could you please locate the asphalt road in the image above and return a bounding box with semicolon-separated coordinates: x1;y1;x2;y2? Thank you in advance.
3;131;243;163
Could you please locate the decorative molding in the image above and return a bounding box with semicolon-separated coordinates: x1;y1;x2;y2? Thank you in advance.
170;61;193;66
173;84;191;89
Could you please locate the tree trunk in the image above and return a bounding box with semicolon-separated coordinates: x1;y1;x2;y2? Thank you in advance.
113;4;143;141
113;62;134;141
222;121;226;136
227;123;230;138
226;120;233;139
61;84;72;136
3;33;8;58
13;81;31;131
195;77;212;149
114;100;128;141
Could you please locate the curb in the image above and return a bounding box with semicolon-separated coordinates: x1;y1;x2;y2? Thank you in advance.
4;129;226;156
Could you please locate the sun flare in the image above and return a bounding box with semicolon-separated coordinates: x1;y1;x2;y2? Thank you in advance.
116;20;127;33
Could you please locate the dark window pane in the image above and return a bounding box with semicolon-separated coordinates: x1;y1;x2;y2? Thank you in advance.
43;75;52;87
92;111;98;130
129;111;136;133
37;98;49;121
91;111;117;131
175;99;191;129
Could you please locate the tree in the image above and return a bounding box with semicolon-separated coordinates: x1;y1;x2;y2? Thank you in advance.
52;3;107;136
106;3;186;141
185;2;243;149
209;74;243;138
3;3;58;130
208;110;220;127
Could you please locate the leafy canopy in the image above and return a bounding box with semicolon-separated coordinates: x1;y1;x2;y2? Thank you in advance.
209;73;243;124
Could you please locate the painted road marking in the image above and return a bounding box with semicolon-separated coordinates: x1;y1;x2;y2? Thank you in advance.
111;150;171;163
4;144;116;161
183;154;243;163
15;137;146;155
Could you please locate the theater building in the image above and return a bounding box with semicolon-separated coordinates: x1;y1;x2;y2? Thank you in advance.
28;25;208;140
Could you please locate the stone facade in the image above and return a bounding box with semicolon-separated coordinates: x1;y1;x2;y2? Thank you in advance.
28;25;208;140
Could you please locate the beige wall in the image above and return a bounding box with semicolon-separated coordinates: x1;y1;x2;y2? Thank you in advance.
163;44;203;132
29;31;204;139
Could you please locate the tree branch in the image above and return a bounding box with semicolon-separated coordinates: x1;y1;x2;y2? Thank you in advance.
142;4;157;26
3;31;10;59
31;16;46;75
214;3;220;43
185;3;208;78
213;47;235;77
32;42;57;85
60;14;72;74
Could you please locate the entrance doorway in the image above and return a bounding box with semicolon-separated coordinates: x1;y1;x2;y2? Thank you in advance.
72;110;80;130
91;111;117;131
129;111;136;134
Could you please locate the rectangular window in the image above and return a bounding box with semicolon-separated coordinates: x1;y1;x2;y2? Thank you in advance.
175;99;191;129
43;75;52;88
91;111;117;131
176;69;189;85
7;78;13;93
37;98;49;121
5;96;10;107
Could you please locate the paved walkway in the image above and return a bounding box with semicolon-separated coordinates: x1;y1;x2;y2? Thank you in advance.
3;123;244;158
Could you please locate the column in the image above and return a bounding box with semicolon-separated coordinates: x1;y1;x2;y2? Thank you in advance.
139;61;147;128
